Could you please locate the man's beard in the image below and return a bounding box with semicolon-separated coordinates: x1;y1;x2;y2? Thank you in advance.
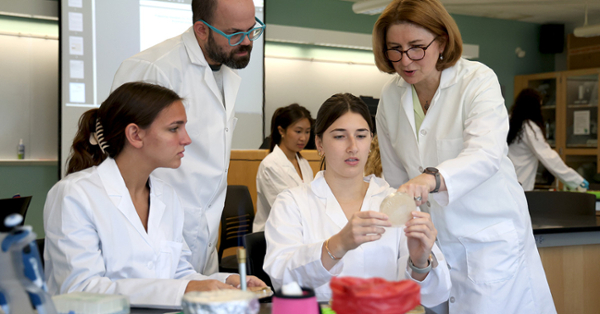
205;31;252;69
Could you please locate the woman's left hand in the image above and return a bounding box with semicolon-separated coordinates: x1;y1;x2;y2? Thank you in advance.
226;274;267;288
398;173;438;206
405;211;437;269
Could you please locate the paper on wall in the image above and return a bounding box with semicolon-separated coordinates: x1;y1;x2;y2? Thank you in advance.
68;12;83;32
69;36;84;55
573;110;590;135
68;0;83;8
69;60;84;79
69;83;86;103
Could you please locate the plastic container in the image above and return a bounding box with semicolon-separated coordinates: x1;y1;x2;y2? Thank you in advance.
17;139;24;159
52;292;129;314
182;290;259;314
272;287;319;314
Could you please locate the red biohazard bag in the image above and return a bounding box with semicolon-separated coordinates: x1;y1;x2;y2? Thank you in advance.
330;277;420;314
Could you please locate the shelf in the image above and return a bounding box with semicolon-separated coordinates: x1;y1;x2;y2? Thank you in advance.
516;68;600;175
533;184;555;190
564;148;598;155
0;159;58;166
567;104;598;109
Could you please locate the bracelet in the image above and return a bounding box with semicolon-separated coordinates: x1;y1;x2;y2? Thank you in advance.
324;238;341;261
409;255;432;274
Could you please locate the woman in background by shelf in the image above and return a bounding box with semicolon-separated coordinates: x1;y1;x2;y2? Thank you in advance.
253;104;314;232
508;88;588;191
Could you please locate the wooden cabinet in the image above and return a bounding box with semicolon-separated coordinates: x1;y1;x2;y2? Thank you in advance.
227;149;321;210
514;68;600;188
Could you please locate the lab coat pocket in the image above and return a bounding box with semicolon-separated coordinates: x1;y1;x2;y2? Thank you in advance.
458;220;519;285
436;138;463;164
230;117;238;131
156;240;183;279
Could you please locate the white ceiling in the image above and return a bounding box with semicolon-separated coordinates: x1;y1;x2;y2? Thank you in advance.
344;0;600;28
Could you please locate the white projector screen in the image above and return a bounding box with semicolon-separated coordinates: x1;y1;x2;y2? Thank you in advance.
60;0;265;175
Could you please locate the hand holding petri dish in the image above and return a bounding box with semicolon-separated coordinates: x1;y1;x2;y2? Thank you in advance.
379;192;416;227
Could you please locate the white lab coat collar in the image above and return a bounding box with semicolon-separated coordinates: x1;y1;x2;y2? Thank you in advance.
182;27;240;120
394;60;462;143
96;158;166;246
310;171;390;229
272;145;295;168
272;145;305;184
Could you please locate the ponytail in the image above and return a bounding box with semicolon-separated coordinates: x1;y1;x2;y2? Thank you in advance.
269;107;285;152
66;109;107;174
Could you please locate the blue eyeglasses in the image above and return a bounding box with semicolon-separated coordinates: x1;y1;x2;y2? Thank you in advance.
199;17;265;46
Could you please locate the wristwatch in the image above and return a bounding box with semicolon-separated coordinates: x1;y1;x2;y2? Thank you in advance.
423;167;440;193
409;254;433;274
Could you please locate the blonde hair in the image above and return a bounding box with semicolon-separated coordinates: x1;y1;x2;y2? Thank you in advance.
364;134;383;178
373;0;463;74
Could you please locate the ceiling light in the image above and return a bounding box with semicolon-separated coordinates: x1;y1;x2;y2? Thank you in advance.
352;0;391;15
574;24;600;38
574;3;600;38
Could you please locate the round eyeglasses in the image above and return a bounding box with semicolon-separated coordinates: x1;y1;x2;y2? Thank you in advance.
200;17;265;47
385;37;438;62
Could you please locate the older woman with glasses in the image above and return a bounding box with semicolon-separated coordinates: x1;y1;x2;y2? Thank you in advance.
373;0;556;313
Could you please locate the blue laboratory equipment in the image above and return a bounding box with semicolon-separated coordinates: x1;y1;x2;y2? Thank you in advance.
0;213;57;314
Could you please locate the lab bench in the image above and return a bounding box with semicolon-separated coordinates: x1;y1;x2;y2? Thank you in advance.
532;215;600;313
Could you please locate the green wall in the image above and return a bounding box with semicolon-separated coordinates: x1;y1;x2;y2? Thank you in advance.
265;0;556;106
1;15;59;238
0;164;58;238
0;15;58;35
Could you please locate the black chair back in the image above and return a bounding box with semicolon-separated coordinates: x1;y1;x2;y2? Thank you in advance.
218;185;255;272
525;191;596;217
0;196;32;232
243;231;272;288
36;238;45;268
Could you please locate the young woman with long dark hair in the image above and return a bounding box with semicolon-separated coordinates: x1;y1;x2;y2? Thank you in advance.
507;88;587;191
253;103;314;232
44;82;264;307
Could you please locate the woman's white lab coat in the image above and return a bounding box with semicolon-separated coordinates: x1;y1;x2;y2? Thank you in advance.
263;171;451;306
253;145;314;232
376;58;556;314
508;121;584;191
43;158;229;307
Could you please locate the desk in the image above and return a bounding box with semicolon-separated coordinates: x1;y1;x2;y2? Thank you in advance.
532;215;600;313
130;303;272;314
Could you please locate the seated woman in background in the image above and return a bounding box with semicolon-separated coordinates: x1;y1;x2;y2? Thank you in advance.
508;88;588;191
44;82;264;307
263;93;451;305
253;104;314;232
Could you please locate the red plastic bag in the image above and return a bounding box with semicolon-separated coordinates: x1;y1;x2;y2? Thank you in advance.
330;277;420;314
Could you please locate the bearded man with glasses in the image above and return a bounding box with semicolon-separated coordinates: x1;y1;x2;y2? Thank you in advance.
112;0;263;280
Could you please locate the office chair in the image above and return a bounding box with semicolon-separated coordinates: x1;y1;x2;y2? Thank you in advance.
218;185;255;273
0;196;33;232
524;191;596;217
243;231;272;288
36;238;45;269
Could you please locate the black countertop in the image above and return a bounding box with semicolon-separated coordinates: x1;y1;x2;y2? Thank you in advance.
531;214;600;234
